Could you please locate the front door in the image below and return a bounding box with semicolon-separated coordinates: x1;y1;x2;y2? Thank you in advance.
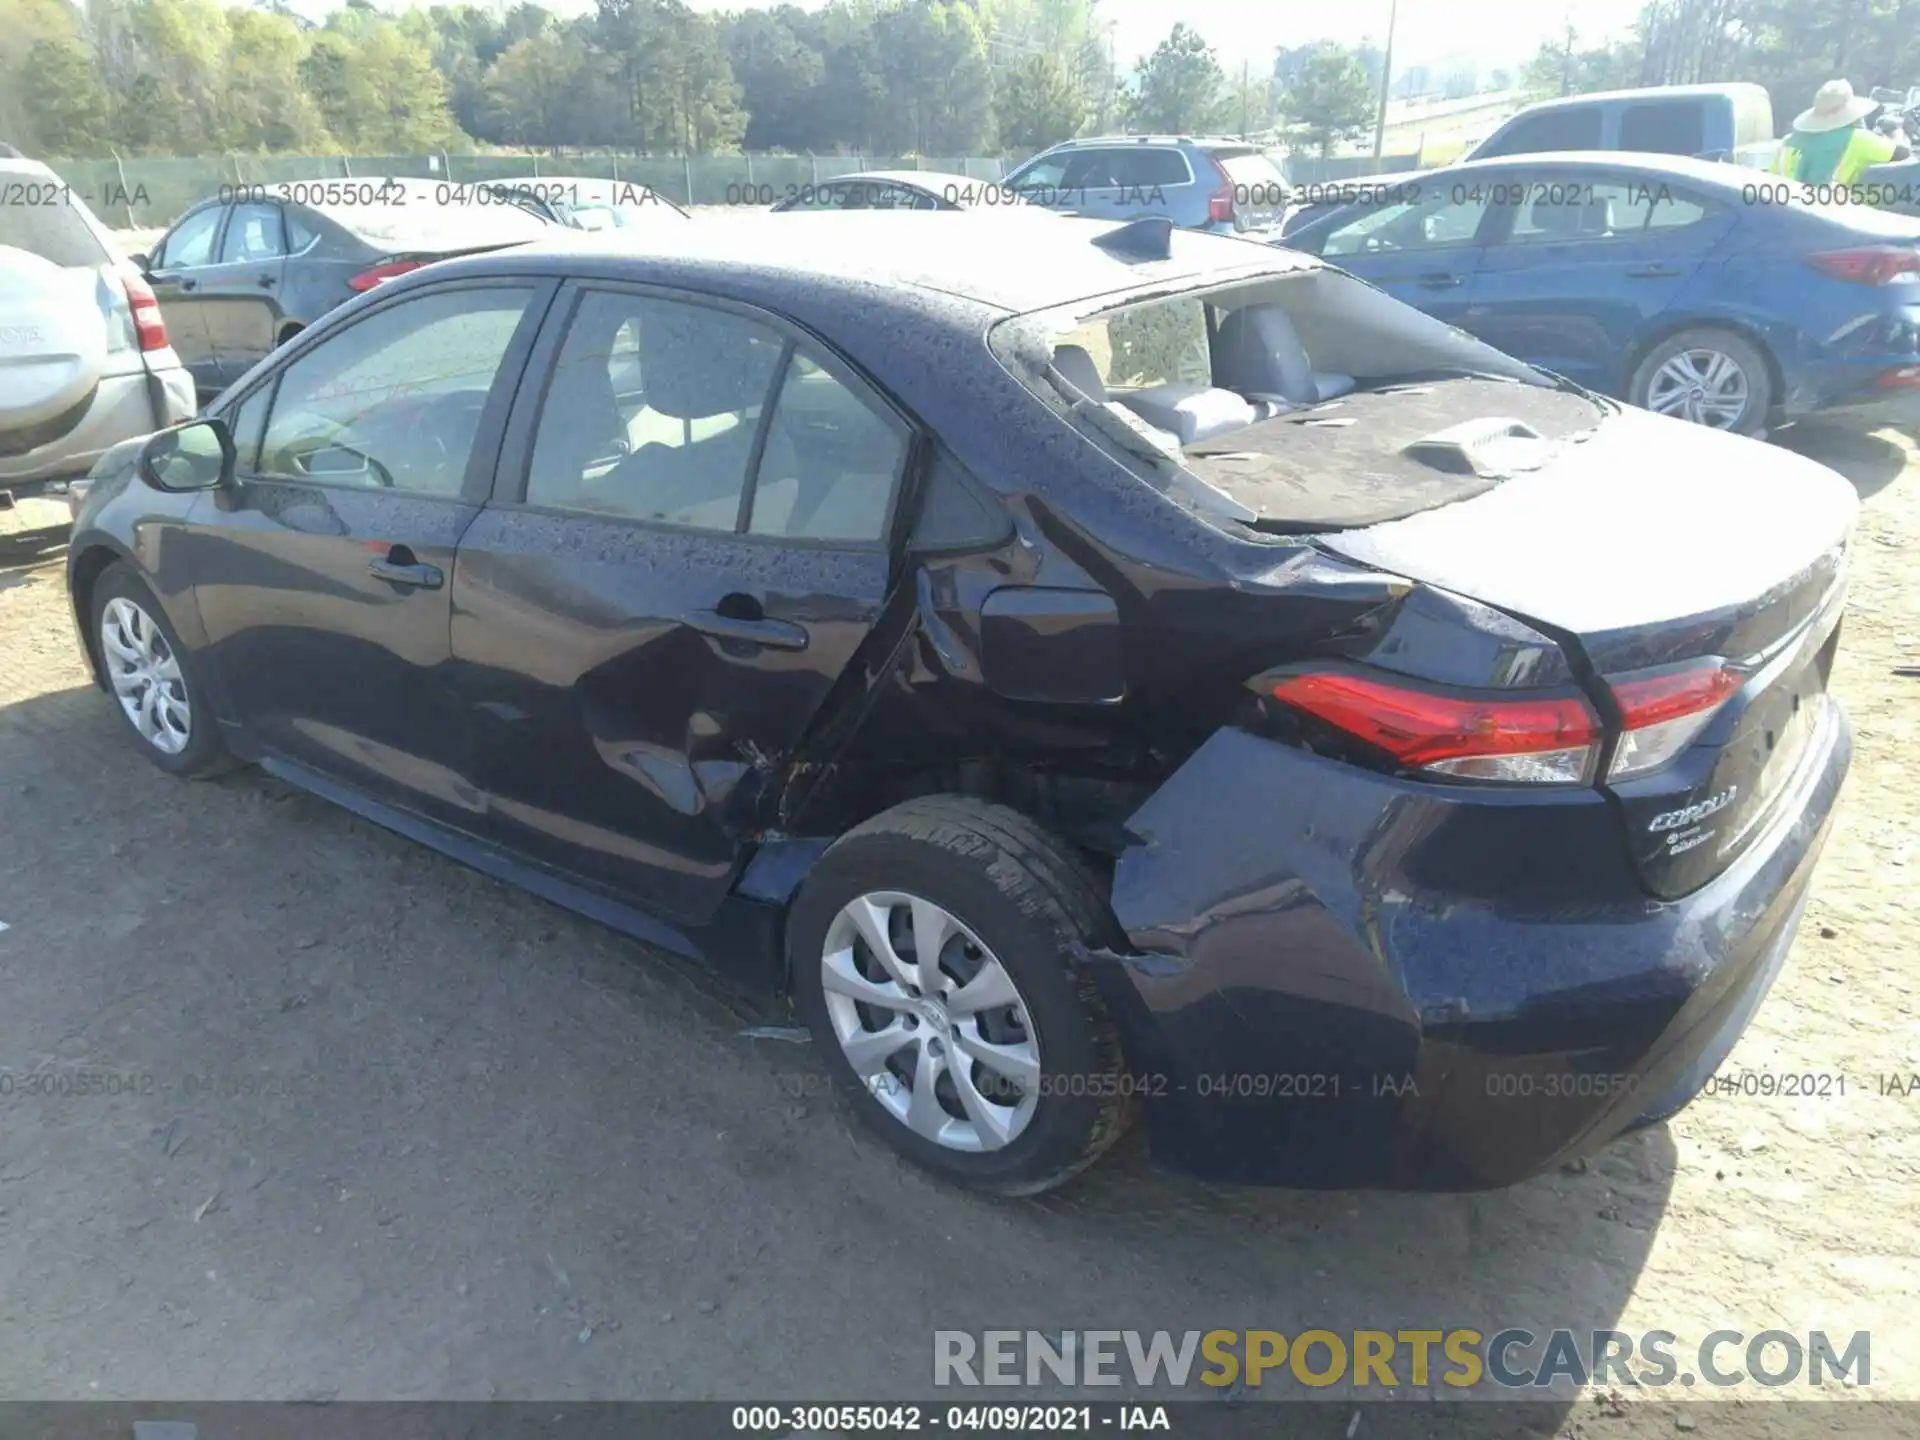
1463;172;1735;393
450;282;913;925
1313;186;1498;327
143;202;224;396
188;277;553;832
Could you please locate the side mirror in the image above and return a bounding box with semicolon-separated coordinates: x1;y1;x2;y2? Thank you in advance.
129;252;151;271
137;418;235;492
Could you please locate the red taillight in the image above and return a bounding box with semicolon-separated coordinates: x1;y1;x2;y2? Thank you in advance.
1877;365;1920;389
1268;671;1600;785
1604;659;1741;780
347;258;426;292
1805;246;1920;285
122;273;167;351
1207;157;1235;224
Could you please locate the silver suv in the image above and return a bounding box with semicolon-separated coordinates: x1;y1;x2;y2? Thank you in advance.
1;149;194;508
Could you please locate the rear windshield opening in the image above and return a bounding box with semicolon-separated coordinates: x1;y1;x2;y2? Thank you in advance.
1006;269;1611;534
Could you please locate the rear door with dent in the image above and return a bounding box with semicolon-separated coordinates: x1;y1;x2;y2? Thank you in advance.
450;280;915;926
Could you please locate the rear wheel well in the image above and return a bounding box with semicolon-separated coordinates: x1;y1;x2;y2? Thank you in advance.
1622;318;1785;417
68;545;121;687
788;758;1157;878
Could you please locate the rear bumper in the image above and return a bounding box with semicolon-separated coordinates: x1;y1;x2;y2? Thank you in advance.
0;362;192;487
1091;701;1850;1189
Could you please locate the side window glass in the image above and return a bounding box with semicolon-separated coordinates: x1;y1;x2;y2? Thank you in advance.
218;203;285;263
1620;102;1706;155
1323;193;1490;256
224;383;272;472
525;291;785;529
286;209;318;251
158;206;221;269
1011;155;1069;189
1111;149;1189;187
1060;150;1121;188
1646;191;1709;230
1479;109;1603;157
748;351;909;543
1500;179;1704;244
257;285;535;496
909;446;1011;553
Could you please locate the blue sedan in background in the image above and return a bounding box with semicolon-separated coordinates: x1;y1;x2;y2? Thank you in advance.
1281;152;1920;433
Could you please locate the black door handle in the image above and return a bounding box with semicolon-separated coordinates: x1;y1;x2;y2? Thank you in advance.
179;278;198;291
1625;264;1683;278
369;557;443;589
1417;272;1464;287
258;274;276;288
686;607;809;651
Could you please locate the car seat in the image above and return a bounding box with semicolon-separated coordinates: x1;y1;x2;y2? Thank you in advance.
1211;304;1354;405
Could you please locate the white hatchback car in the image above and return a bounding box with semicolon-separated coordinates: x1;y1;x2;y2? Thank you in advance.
0;149;194;512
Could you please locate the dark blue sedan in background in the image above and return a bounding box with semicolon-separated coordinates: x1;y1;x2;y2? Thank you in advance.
1282;152;1920;434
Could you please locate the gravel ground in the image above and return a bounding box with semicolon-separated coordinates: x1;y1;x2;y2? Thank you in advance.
0;420;1916;1432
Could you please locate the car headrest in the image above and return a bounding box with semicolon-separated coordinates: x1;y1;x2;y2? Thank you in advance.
1211;303;1317;406
1530;199;1582;236
1052;344;1108;402
636;306;783;420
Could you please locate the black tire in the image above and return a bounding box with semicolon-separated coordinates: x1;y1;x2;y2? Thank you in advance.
789;795;1131;1196
90;562;234;779
1628;327;1774;436
276;323;303;348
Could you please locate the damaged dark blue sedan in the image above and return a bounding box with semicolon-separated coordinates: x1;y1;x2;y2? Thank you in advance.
66;213;1855;1195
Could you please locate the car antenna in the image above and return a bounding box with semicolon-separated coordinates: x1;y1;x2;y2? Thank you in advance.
1092;216;1176;261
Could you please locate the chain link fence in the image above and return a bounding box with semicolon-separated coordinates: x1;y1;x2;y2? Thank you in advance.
41;149;1426;231
41;153;1017;229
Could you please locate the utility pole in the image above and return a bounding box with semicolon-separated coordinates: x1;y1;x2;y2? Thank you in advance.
1561;24;1576;96
1372;0;1400;158
1241;59;1250;138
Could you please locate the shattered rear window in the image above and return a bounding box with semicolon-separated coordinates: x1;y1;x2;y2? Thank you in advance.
1054;296;1210;391
994;266;1585;535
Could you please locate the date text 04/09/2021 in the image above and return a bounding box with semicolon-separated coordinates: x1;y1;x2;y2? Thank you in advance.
729;1405;1173;1433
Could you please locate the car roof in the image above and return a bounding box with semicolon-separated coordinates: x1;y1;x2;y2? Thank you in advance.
825;170;979;190
1433;150;1767;191
1044;134;1257;150
1505;82;1769;111
447;211;1318;314
487;175;667;198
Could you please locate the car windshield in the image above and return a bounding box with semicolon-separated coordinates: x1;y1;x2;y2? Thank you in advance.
0;172;111;268
994;268;1580;533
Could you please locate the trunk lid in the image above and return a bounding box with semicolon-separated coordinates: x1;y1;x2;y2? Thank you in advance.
1316;404;1857;898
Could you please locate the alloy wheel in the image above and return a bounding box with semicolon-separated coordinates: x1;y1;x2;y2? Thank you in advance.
1646;348;1750;429
819;891;1041;1152
99;596;191;755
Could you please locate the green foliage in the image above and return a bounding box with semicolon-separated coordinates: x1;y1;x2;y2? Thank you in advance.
1516;0;1920;125
997;53;1089;156
1278;45;1375;158
18;38;115;153
1131;22;1225;135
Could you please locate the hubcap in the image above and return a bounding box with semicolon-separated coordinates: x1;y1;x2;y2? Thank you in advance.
1647;348;1750;428
820;891;1041;1152
99;596;191;755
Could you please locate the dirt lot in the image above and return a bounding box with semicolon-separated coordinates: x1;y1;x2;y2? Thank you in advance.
1;421;1916;1430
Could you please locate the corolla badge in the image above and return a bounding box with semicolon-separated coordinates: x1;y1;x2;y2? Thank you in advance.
1649;786;1739;834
